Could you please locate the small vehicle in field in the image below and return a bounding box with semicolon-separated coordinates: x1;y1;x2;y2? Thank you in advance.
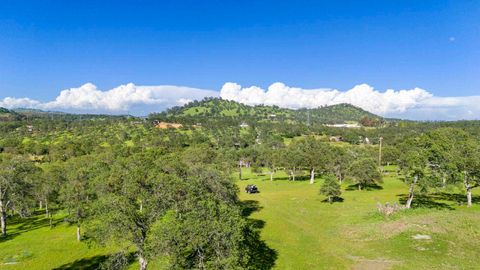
245;184;259;194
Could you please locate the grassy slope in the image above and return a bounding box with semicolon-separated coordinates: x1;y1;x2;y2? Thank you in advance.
239;167;480;270
1;167;479;269
0;214;113;269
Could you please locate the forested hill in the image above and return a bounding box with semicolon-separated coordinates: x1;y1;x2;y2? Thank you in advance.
296;103;380;124
152;98;383;125
0;107;22;121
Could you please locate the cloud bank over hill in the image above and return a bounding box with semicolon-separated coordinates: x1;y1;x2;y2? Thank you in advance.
0;83;218;115
1;82;479;120
220;83;480;120
220;83;433;115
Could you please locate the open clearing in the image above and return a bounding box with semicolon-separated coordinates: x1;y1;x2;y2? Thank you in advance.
238;167;480;270
1;167;480;269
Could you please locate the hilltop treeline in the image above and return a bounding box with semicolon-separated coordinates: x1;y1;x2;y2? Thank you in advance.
151;98;383;125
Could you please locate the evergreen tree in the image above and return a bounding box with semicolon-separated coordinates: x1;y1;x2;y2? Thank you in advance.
320;175;341;203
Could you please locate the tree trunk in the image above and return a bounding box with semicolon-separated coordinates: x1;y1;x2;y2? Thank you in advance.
328;196;332;203
239;164;242;180
464;172;472;207
292;167;296;181
405;175;418;209
467;188;472;208
270;171;273;181
358;183;362;191
39;200;43;210
337;170;342;184
442;173;446;189
45;200;49;218
0;200;6;237
76;224;81;241
139;254;148;270
310;168;315;184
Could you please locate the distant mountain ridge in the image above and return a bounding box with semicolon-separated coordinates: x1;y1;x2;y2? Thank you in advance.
156;98;383;125
0;107;132;122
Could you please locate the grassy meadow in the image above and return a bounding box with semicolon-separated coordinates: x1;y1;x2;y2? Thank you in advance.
238;167;480;270
1;166;480;270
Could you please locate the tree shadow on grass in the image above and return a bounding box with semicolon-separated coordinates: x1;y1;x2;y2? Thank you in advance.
321;196;344;203
242;227;278;270
430;192;480;206
240;200;263;217
345;183;383;191
239;200;277;269
53;252;136;270
52;255;108;270
0;212;62;243
397;194;455;210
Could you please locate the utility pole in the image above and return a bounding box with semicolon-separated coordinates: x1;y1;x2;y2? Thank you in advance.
378;137;383;172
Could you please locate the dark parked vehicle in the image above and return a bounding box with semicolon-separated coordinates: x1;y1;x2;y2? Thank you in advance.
245;184;258;194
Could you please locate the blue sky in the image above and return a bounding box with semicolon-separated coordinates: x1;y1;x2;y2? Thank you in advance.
0;0;479;119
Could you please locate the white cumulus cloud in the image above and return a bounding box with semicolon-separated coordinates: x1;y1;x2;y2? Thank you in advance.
0;97;42;109
220;82;480;120
220;82;432;115
1;82;480;120
1;83;219;115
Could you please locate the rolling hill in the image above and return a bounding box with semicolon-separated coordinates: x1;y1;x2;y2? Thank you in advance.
153;98;383;125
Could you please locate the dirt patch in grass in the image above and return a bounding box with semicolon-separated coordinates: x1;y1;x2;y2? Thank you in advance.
378;216;447;237
343;214;449;241
352;260;392;270
348;255;399;270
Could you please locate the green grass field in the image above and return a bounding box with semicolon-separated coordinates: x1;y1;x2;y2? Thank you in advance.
1;167;480;269
238;167;480;270
0;214;113;269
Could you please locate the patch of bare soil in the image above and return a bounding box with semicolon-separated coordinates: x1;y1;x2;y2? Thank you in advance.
348;256;399;270
378;216;446;238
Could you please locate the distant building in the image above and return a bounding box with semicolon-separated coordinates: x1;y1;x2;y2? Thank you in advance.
325;123;360;128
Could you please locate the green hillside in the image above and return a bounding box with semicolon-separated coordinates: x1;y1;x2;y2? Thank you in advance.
155;98;383;125
0;107;22;121
297;103;381;125
165;98;293;118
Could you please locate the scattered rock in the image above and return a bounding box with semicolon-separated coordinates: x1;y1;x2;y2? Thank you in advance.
412;234;431;240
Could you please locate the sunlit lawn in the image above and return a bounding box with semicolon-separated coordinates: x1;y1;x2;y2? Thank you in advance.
238;167;480;270
1;166;480;269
